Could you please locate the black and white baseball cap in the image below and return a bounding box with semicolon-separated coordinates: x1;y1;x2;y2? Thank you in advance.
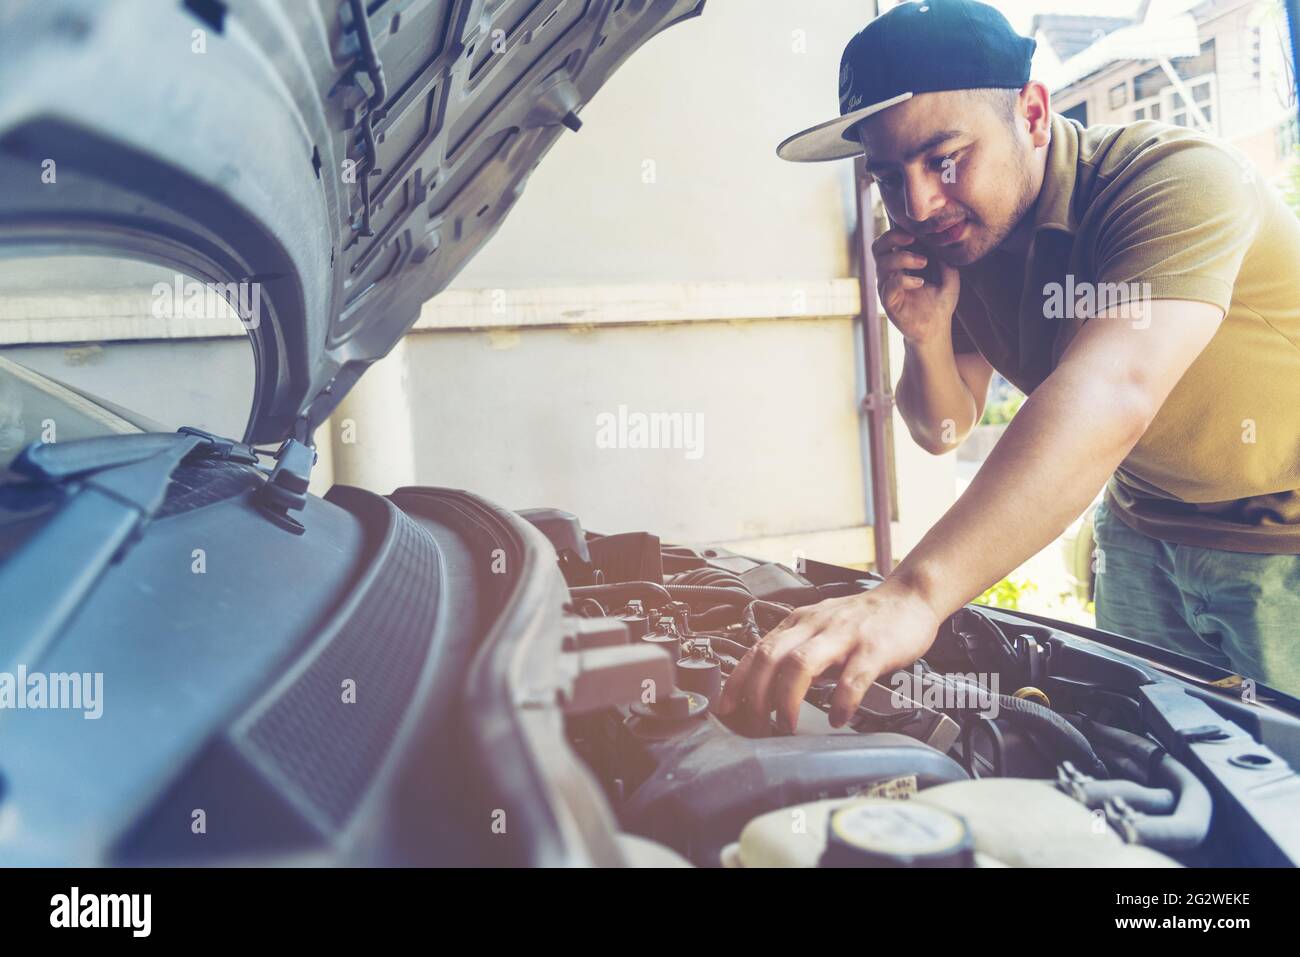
776;0;1036;163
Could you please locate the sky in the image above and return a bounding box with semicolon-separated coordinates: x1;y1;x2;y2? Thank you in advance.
967;0;1209;33
986;0;1139;33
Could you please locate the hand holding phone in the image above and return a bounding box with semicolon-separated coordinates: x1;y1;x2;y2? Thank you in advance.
871;215;960;347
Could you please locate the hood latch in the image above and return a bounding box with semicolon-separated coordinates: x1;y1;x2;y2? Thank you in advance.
256;437;315;535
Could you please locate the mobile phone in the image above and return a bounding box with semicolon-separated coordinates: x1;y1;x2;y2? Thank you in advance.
905;254;944;286
885;214;943;286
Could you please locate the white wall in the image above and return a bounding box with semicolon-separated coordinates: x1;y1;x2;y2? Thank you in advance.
403;316;868;545
452;0;877;287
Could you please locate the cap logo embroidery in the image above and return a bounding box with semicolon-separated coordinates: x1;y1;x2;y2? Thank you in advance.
839;61;858;111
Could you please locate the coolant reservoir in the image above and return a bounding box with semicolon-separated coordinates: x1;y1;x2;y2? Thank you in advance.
729;778;1180;867
821;800;974;867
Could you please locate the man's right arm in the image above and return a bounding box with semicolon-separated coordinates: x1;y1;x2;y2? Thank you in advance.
871;225;994;454
896;335;994;454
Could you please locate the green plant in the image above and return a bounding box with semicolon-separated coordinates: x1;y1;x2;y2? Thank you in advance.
979;392;1025;426
974;575;1037;611
1283;145;1300;219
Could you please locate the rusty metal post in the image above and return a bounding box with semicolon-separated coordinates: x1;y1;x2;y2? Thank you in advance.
854;155;894;573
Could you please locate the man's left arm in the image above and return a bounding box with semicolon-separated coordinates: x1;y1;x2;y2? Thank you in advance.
716;298;1224;730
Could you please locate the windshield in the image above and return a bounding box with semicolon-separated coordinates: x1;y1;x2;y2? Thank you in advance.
0;255;256;446
0;354;140;470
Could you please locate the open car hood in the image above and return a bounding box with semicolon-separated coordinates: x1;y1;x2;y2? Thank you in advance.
0;0;704;444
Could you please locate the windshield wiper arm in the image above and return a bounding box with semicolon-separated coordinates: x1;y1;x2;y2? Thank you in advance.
0;428;257;667
10;429;256;481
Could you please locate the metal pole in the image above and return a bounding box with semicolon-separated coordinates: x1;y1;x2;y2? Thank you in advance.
854;156;894;574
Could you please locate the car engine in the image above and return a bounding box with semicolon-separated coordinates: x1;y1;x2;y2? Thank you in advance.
522;509;1300;868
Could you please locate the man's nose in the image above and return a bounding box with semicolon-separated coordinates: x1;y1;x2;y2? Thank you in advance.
902;171;947;224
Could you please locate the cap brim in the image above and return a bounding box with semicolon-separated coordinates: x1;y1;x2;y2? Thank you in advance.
776;91;913;163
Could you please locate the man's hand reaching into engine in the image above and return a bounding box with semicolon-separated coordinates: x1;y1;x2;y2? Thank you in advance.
714;582;941;731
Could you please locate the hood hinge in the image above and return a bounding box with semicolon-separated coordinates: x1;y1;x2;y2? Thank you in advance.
343;0;388;238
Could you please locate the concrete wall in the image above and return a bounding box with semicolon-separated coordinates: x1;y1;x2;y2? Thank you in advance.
403;317;866;544
452;0;876;287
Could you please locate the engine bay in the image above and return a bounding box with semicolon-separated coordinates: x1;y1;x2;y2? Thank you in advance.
524;510;1300;868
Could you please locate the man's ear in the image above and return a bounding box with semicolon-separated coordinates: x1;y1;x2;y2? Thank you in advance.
1019;81;1052;147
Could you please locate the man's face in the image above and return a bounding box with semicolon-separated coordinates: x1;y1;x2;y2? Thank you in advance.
857;89;1037;267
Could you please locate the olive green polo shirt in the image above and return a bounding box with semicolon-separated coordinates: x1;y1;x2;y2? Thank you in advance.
951;112;1300;553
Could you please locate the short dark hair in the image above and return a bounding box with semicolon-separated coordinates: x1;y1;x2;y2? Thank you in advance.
968;87;1021;128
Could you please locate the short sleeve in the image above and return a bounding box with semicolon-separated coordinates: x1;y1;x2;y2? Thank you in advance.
1093;138;1259;311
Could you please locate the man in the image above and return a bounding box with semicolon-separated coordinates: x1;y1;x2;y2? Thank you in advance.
716;0;1300;730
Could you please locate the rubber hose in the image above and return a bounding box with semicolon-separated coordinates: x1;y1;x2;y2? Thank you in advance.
935;676;1109;778
742;599;794;633
1067;716;1164;778
1126;752;1213;851
1079;718;1163;758
570;581;671;608
669;568;748;590
1096;746;1150;784
1075;779;1176;814
690;604;742;630
663;585;755;606
1066;717;1212;851
999;694;1111;778
708;636;753;660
